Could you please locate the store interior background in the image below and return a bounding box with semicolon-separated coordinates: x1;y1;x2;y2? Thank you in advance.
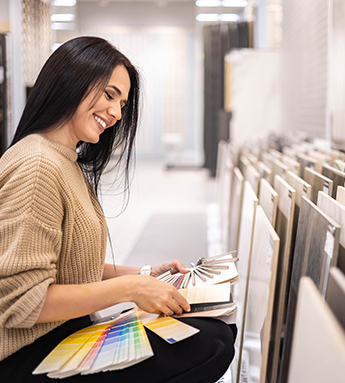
0;0;344;265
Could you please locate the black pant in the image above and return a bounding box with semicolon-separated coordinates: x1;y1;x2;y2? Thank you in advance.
0;316;237;383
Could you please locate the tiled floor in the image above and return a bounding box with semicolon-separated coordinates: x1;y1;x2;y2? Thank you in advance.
100;159;216;265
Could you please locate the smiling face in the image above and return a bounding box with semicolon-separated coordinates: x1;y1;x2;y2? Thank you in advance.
46;64;131;150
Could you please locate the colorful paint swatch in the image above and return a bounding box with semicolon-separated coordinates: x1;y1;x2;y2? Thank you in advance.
139;313;199;343
33;312;154;378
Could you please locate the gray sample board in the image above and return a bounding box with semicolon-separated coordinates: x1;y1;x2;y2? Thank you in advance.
287;277;345;383
304;166;333;204
278;196;341;383
237;206;280;383
228;167;244;252
326;267;345;331
258;178;278;227
317;191;345;274
232;181;259;383
267;175;296;383
322;163;345;199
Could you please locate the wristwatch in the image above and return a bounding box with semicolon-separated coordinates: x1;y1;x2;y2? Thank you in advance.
140;265;152;276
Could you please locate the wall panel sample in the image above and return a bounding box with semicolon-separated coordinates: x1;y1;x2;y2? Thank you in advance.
271;159;289;183
258;178;278;227
287;277;345;383
326;267;345;331
267;175;296;383
278;196;340;383
232;181;258;383
317;191;345;274
237;206;280;383
334;159;345;172
304;166;333;204
322;163;345;199
261;151;274;171
228;167;244;252
308;150;331;173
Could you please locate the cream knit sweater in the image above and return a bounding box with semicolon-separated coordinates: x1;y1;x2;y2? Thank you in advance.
0;134;107;361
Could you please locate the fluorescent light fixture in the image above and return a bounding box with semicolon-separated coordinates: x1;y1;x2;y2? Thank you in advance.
196;13;240;22
196;0;221;6
196;13;220;21
222;0;248;7
51;14;75;22
220;13;240;21
51;0;77;6
51;23;76;30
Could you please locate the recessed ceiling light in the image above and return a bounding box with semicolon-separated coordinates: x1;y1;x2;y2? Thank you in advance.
196;0;221;7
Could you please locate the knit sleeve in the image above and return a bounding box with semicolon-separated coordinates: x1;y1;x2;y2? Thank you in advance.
0;155;64;329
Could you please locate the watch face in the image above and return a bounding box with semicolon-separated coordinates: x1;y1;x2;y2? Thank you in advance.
141;266;151;275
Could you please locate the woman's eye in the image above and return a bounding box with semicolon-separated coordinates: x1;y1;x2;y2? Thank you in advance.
105;91;113;100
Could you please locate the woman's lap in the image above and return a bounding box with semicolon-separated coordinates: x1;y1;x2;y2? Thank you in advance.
0;315;237;383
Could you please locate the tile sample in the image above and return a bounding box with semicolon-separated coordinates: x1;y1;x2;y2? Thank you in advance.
317;191;345;274
304;166;333;204
278;196;340;383
308;150;331;173
287;277;345;383
231;181;258;383
326;267;345;331
334;159;345;172
237;206;280;383
261;151;274;170
322;163;345;199
258;178;278;227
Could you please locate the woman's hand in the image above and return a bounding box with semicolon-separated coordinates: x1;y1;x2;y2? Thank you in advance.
151;259;190;278
129;275;190;316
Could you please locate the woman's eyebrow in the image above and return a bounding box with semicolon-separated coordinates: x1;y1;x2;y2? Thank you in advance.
108;85;122;95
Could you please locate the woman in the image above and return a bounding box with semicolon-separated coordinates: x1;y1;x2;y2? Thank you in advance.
0;36;236;382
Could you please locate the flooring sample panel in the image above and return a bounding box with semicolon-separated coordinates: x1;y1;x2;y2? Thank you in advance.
232;181;258;383
308;150;331;173
228;167;244;252
269;148;282;161
237;206;280;383
271;159;289;184
326;267;345;331
322;163;345;199
317;191;345;274
320;147;345;165
239;155;251;181
278;196;340;383
287;277;345;383
246;152;259;167
257;161;272;185
261;151;274;170
282;146;297;159
246;164;260;196
336;185;345;206
267;175;296;383
304;166;333;204
296;153;317;179
334;159;345;172
281;155;301;177
285;170;312;285
258;178;278;227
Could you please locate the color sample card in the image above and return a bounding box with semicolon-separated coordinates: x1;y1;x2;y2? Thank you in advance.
179;283;231;304
33;312;154;378
139;313;199;343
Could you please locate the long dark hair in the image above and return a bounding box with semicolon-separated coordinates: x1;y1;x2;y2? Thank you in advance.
11;36;140;197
